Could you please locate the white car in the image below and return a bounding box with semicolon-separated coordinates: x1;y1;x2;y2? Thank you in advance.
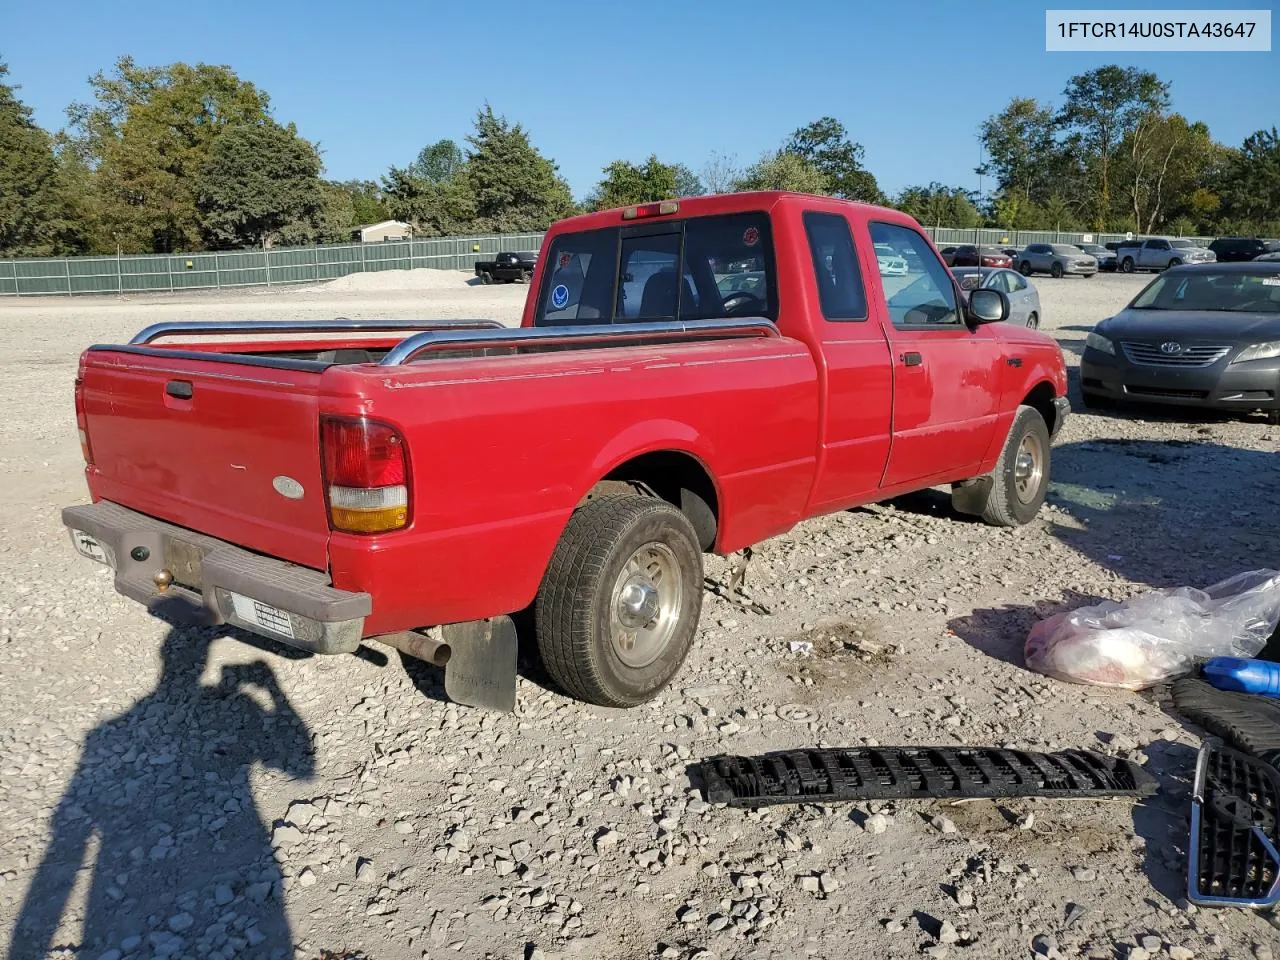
874;244;909;276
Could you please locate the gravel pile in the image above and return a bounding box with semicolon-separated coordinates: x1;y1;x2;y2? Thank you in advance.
2;274;1278;959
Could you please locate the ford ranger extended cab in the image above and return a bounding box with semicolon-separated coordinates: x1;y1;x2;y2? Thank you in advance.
63;192;1069;711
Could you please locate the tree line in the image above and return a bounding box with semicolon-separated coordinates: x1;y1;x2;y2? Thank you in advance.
2;56;1278;259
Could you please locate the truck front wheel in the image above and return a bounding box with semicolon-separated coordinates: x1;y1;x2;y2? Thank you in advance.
952;405;1051;527
536;495;703;707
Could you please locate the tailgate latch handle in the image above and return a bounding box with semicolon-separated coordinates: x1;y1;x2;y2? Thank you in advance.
165;380;194;399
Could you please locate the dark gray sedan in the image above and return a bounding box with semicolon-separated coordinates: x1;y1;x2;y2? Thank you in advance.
1080;263;1280;423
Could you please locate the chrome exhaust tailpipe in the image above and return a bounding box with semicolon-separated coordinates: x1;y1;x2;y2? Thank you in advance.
375;630;452;668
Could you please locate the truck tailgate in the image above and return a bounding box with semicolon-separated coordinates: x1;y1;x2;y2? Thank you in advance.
79;351;331;570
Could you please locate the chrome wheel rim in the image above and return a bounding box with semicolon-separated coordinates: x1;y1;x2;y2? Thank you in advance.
609;541;681;668
1013;432;1045;503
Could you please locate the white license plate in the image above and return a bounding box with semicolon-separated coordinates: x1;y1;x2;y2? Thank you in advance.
71;530;109;564
230;593;296;640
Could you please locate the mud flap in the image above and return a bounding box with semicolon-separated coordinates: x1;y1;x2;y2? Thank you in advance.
950;476;993;516
442;616;518;712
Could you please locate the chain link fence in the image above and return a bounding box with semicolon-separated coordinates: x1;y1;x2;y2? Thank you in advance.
0;226;1215;298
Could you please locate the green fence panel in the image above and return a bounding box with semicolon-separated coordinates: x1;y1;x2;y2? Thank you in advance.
11;225;1214;298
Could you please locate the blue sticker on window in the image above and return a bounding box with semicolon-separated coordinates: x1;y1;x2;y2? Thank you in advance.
551;284;569;309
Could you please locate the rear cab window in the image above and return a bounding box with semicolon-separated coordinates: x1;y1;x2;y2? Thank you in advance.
535;213;777;326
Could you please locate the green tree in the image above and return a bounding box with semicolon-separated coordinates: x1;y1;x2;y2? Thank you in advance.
1114;114;1217;233
381;166;475;237
587;154;686;210
335;179;390;226
194;122;327;248
733;151;829;194
700;151;740;194
978;98;1059;207
1057;65;1170;230
784;117;882;202
67;57;273;252
894;183;980;229
1217;127;1280;230
318;181;357;242
672;163;704;198
409;139;465;184
0;61;80;256
464;106;574;232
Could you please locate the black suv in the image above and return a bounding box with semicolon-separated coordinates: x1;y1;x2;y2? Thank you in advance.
1208;236;1268;262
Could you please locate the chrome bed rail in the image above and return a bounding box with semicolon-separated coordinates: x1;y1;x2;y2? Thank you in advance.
378;318;779;366
129;318;504;345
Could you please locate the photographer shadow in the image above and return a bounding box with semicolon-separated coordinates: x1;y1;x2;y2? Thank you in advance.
9;627;314;960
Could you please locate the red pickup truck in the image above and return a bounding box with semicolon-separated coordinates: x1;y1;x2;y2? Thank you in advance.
64;192;1068;711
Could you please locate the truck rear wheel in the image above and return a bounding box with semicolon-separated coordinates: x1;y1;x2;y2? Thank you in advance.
953;405;1051;527
479;270;492;285
536;495;703;707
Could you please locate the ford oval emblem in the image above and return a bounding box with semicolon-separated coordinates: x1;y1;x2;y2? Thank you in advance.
272;476;305;500
1160;341;1183;355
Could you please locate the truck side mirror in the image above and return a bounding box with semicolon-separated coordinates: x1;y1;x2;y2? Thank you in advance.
968;288;1009;325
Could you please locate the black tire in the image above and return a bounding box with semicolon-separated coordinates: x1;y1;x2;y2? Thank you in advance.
536;495;703;707
1027;312;1039;330
519;269;532;283
479;271;492;285
1050;262;1064;279
1267;408;1280;426
1121;257;1135;273
976;405;1051;527
1018;261;1032;276
1166;258;1182;270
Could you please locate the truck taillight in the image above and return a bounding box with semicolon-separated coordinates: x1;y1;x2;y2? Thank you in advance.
321;416;410;534
74;378;93;465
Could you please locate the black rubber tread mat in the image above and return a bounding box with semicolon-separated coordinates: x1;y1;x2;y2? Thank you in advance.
695;746;1157;806
1171;677;1280;764
1188;740;1280;907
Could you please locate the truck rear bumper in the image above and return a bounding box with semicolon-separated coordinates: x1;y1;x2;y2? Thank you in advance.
62;500;371;654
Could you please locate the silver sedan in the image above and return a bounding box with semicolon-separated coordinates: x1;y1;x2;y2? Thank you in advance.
950;267;1043;328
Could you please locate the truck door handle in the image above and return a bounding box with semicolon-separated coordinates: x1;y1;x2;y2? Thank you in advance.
900;352;922;367
165;380;194;399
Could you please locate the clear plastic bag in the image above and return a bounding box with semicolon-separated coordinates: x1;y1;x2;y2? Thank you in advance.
1024;570;1280;690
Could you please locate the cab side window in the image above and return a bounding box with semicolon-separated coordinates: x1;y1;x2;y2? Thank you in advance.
869;222;959;327
803;212;867;321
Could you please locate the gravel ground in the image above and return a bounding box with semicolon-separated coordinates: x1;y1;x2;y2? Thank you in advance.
1;271;1278;960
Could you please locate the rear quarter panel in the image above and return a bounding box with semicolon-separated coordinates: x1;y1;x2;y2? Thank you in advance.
325;337;818;633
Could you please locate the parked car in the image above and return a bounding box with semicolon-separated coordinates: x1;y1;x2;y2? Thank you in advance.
939;245;959;266
1116;237;1216;272
1209;236;1270;263
1255;251;1280;262
1080;262;1280;423
950;266;1043;328
63;192;1069;712
474;250;538;284
874;243;909;276
951;245;1013;268
1000;247;1020;261
1075;243;1117;272
1017;243;1098;278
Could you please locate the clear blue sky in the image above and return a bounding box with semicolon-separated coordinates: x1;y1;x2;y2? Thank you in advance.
3;0;1276;202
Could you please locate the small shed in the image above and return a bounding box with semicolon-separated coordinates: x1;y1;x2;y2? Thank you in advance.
352;220;413;243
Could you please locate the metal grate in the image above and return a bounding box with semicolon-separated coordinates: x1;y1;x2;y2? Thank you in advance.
1188;740;1280;908
695;747;1157;806
1120;341;1231;367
